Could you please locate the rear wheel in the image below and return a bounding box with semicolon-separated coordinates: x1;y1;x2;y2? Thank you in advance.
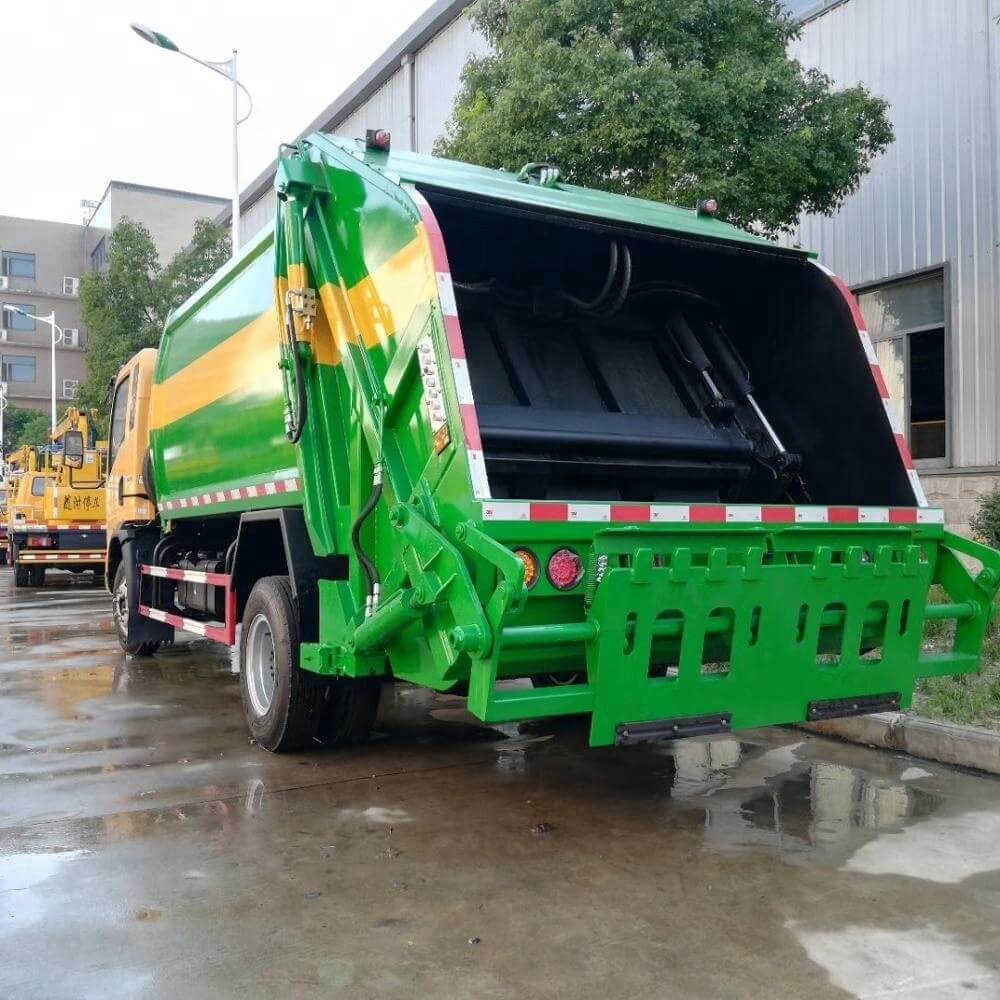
112;561;160;656
13;560;29;588
28;566;45;587
240;575;380;752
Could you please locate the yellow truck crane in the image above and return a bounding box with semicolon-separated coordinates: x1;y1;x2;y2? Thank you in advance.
8;409;107;588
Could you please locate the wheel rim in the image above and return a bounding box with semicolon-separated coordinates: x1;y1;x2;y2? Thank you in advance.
245;613;277;717
113;576;129;640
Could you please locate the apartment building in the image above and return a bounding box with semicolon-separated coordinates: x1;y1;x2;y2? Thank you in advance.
1;182;226;414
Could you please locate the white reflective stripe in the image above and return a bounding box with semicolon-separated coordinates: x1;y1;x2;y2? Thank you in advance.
907;470;929;508
882;398;904;436
726;505;761;523
182;619;207;636
482;501;530;521
917;507;945;524
568;504;610;522
436;272;458;316
451;358;474;404
214;492;226;503
795;507;829;523
651;505;691;523
467;450;491;499
858;507;890;523
859;329;878;364
264;482;277;496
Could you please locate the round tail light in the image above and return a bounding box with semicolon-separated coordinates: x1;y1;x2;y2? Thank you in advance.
547;548;583;590
513;548;539;589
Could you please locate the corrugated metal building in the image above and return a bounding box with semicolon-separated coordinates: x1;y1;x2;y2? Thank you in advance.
229;0;1000;526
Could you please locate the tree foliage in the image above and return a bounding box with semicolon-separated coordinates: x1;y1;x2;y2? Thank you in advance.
2;404;50;453
78;217;230;412
437;0;894;236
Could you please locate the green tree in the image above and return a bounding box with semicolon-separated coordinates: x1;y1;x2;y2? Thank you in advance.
78;217;230;412
437;0;894;236
2;404;50;452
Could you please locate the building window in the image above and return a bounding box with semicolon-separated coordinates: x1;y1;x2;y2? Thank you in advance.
1;354;37;383
2;251;36;280
90;238;106;273
856;270;947;461
3;303;36;331
62;379;79;400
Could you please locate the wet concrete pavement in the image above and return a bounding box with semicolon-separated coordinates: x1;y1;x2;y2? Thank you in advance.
1;570;1000;999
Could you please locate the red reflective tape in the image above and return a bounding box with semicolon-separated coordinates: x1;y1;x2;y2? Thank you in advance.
530;503;569;522
611;504;650;523
894;433;915;470
459;403;482;450
828;507;859;523
870;365;890;399
274;479;288;494
690;505;726;523
444;313;465;359
889;508;918;524
830;273;867;331
205;624;230;643
762;506;796;523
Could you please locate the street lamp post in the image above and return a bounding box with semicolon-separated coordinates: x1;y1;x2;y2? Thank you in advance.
0;381;8;472
2;306;63;434
130;23;253;255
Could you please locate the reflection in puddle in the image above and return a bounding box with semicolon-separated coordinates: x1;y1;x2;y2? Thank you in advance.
0;849;89;927
664;736;941;856
789;923;998;998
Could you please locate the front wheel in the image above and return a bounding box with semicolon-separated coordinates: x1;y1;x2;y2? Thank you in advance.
112;561;160;656
240;575;380;752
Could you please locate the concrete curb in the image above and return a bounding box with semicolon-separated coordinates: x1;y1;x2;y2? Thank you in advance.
800;713;1000;776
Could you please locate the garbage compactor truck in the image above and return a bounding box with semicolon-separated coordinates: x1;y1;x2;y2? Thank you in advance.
105;130;1000;752
9;409;107;588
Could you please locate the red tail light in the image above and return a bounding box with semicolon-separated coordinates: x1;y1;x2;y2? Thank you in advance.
27;535;53;548
547;548;583;590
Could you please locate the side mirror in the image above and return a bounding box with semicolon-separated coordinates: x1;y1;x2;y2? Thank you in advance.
63;430;85;469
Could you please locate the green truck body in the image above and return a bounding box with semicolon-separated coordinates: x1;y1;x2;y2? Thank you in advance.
108;131;1000;751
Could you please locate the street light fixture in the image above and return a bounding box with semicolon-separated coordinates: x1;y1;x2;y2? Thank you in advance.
130;23;253;255
2;306;63;434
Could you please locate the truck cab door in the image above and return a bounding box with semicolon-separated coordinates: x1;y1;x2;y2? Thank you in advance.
106;353;156;537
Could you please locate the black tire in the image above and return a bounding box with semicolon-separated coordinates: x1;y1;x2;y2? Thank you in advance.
14;561;29;588
112;561;160;656
240;575;380;752
28;566;45;587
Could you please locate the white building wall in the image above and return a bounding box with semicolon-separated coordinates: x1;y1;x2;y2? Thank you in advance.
238;9;487;246
789;0;1000;470
414;15;490;153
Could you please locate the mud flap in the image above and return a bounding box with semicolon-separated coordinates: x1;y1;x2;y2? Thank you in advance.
584;543;933;748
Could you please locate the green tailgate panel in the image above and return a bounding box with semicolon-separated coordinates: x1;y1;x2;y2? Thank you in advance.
586;538;935;747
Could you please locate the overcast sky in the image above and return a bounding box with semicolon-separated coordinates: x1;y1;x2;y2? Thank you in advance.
2;0;436;225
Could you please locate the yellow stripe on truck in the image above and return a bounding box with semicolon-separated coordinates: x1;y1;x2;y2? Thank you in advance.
149;228;435;430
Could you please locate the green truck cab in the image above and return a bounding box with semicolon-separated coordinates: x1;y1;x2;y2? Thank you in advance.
106;131;1000;751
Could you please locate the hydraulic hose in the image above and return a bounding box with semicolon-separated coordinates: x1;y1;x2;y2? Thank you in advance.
351;467;383;617
283;298;309;444
563;242;619;311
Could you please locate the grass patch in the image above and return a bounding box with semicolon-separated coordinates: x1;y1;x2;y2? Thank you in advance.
912;589;1000;730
